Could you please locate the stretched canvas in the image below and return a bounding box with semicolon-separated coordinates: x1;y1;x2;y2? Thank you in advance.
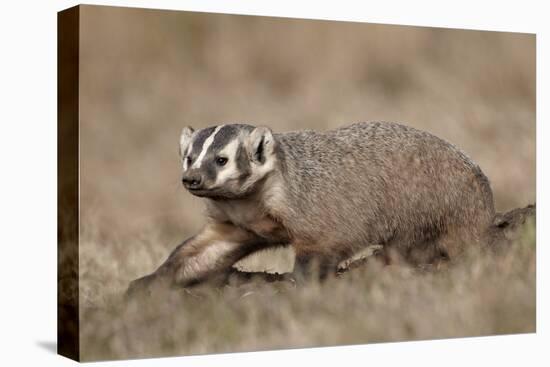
58;5;536;362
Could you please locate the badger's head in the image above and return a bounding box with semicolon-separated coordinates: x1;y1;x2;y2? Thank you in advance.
179;124;277;199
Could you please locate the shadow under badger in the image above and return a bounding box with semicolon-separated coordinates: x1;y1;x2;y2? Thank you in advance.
128;121;534;295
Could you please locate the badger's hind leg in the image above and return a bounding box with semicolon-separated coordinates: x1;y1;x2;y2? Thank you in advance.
400;226;485;270
292;240;369;280
374;230;451;270
293;248;338;281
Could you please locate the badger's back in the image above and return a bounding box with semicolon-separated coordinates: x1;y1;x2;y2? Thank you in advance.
275;121;495;259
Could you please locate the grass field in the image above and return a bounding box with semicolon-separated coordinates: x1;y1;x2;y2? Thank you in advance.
79;221;535;361
74;5;536;361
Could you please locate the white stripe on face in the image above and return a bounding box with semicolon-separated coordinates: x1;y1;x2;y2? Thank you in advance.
214;138;241;186
182;146;190;171
192;125;224;169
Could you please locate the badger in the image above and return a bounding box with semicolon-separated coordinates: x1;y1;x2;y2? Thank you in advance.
128;121;533;294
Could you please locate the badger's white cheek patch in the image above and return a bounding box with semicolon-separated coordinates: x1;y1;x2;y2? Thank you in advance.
214;139;241;186
215;162;239;186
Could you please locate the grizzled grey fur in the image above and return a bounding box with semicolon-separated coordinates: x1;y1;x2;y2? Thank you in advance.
127;121;532;295
272;122;495;264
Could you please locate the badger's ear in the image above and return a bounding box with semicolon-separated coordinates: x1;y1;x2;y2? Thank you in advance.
246;126;275;164
179;126;194;157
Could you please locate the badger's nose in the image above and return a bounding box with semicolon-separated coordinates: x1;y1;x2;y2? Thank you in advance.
181;174;203;189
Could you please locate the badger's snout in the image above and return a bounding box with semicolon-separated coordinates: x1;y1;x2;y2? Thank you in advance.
181;173;203;190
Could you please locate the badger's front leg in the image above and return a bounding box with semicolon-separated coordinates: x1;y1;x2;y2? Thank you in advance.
127;221;268;296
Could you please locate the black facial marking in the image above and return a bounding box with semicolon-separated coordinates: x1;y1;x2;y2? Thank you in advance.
210;125;239;152
203;162;218;183
190;126;216;157
210;124;256;151
255;136;265;163
204;124;255;167
236;144;252;183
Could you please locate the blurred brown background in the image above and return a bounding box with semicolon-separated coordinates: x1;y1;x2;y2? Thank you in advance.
79;3;535;292
80;6;535;241
74;5;535;360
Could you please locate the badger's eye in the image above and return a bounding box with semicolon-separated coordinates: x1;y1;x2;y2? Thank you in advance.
186;156;192;165
215;157;228;166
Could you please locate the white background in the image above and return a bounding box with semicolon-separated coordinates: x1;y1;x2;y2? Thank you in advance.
0;0;547;366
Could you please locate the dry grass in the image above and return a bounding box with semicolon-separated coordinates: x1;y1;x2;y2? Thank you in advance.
74;5;536;361
80;221;535;361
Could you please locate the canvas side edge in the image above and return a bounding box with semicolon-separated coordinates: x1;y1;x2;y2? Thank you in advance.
57;5;80;362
